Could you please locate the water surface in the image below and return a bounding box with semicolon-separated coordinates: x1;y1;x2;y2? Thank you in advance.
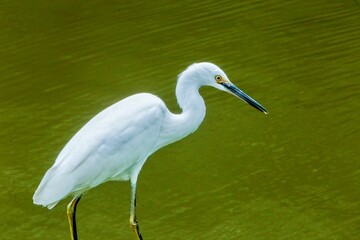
1;1;359;239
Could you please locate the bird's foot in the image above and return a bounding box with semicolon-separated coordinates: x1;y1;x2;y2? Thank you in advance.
130;218;143;240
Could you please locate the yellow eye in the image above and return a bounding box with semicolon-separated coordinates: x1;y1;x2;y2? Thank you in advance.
215;75;222;82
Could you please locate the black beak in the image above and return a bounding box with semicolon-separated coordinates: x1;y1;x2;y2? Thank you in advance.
221;82;268;114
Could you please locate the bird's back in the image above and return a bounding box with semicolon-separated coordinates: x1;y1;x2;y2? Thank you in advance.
33;93;167;209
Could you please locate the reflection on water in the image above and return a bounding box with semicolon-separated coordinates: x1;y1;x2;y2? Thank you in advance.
1;1;359;239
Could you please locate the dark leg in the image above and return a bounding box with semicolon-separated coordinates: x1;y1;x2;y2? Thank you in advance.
129;183;143;240
67;195;82;240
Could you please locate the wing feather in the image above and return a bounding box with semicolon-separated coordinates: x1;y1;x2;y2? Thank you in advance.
33;93;166;208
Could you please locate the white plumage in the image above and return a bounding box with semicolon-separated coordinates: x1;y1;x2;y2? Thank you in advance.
33;62;267;240
34;93;168;208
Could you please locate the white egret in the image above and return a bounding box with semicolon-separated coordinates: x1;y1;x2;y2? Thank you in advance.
33;62;267;240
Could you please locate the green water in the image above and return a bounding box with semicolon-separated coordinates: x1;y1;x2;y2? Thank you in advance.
1;1;359;239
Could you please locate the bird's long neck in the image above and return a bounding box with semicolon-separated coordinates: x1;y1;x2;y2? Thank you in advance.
172;74;206;139
152;71;206;150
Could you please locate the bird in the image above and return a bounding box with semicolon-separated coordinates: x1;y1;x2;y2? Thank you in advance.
33;62;267;240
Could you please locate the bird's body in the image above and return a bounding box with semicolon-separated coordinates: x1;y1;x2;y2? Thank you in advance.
33;62;267;240
34;91;204;208
34;94;164;207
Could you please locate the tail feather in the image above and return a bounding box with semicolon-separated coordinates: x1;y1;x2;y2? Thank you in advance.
33;166;77;209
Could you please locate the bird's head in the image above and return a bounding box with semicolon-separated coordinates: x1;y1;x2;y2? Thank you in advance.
181;62;268;114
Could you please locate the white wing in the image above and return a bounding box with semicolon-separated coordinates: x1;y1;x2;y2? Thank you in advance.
33;93;166;208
